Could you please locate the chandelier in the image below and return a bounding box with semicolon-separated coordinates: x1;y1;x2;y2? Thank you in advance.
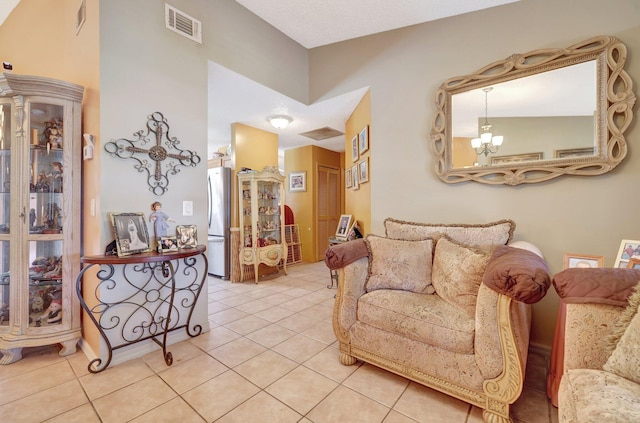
471;87;503;157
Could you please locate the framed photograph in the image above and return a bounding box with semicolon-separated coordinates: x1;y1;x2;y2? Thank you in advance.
176;224;198;249
359;125;369;155
110;212;151;256
336;214;353;239
627;258;640;270
490;152;543;165
563;253;604;269
352;165;359;190
554;147;595;159
345;167;352;188
289;171;306;192
351;135;359;162
614;239;640;268
358;157;369;183
158;236;178;253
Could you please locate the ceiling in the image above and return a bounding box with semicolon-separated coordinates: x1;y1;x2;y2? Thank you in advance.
209;0;518;160
0;0;521;160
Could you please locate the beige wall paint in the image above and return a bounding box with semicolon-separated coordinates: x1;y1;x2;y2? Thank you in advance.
309;0;640;347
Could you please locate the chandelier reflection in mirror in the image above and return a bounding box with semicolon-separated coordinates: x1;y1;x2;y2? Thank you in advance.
471;87;503;158
104;112;201;196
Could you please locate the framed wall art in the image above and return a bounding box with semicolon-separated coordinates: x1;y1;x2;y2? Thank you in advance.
563;253;604;269
352;165;359;190
554;147;595;159
346;167;352;188
359;125;369;155
289;171;306;192
351;135;359;162
614;239;640;268
358;157;369;183
490;152;543;165
176;224;198;249
110;212;151;256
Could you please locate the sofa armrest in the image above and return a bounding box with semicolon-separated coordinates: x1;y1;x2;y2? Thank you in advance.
553;268;640;306
332;257;369;342
563;302;624;371
482;245;551;304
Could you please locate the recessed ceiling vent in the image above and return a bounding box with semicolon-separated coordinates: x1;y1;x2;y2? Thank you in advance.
165;4;202;44
299;127;344;141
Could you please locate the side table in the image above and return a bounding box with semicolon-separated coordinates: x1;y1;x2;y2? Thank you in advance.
76;245;207;373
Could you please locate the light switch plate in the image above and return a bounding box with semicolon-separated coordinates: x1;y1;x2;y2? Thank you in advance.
183;200;193;216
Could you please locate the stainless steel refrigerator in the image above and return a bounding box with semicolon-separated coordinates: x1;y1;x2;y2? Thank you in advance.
207;167;231;279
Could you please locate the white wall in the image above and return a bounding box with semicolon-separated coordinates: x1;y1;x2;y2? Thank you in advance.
308;0;640;347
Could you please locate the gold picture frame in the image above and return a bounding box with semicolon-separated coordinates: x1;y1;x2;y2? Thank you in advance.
563;253;604;269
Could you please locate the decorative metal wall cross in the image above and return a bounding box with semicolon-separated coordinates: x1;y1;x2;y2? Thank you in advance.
104;112;201;195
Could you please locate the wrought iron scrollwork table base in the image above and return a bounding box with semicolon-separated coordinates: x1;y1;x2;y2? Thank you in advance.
76;245;207;373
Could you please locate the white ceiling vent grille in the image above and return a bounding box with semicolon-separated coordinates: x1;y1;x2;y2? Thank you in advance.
165;4;202;44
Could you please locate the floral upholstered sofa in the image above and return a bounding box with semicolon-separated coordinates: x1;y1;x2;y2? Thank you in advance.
325;219;551;423
554;268;640;423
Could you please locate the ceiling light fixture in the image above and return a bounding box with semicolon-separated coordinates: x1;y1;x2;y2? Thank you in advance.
471;87;504;157
268;115;292;130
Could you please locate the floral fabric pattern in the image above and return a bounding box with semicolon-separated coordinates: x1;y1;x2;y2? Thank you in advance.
357;289;475;354
383;218;514;249
431;237;491;318
365;235;435;294
603;293;640;384
559;368;640;423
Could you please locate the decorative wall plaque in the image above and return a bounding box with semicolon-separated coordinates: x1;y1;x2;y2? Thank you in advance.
104;112;201;195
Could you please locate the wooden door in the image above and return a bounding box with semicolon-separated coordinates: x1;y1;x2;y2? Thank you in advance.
316;166;340;261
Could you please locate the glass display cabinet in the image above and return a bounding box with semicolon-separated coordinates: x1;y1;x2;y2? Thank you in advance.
0;73;84;364
238;166;287;283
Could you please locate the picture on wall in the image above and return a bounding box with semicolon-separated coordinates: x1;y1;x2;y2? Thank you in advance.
351;135;359;162
289;171;306;192
358;157;369;183
614;239;640;268
176;224;198;249
563;253;604;269
359;125;369;155
346;168;352;188
110;212;151;256
352;164;359;190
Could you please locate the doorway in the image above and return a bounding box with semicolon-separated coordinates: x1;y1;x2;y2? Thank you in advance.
316;165;340;261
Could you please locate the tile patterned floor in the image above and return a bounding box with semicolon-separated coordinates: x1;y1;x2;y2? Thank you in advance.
0;262;558;422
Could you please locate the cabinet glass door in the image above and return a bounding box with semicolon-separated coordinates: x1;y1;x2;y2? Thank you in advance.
0;102;11;328
28;103;64;328
257;181;281;246
241;180;252;247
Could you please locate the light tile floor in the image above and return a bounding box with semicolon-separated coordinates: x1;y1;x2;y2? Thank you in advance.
0;261;558;422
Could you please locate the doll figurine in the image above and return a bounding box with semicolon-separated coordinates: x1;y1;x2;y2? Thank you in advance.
149;201;175;238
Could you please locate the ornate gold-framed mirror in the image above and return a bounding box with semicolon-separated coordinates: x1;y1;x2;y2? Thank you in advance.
431;36;636;185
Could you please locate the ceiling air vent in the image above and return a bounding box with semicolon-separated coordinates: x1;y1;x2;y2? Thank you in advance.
299;127;344;141
165;4;202;44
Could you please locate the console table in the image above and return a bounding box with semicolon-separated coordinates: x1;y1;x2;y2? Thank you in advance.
76;245;207;373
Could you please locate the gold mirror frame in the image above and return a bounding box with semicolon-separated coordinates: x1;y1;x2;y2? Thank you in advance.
431;36;636;185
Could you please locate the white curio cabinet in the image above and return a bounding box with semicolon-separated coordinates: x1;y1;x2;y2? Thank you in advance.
238;166;287;283
0;73;83;364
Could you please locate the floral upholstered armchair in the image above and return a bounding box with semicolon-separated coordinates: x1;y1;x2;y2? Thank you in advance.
325;219;551;423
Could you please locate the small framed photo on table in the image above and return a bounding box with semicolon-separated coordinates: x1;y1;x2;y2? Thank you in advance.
158;236;179;253
110;212;151;256
563;253;604;269
176;224;198;249
335;214;352;240
614;239;640;268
